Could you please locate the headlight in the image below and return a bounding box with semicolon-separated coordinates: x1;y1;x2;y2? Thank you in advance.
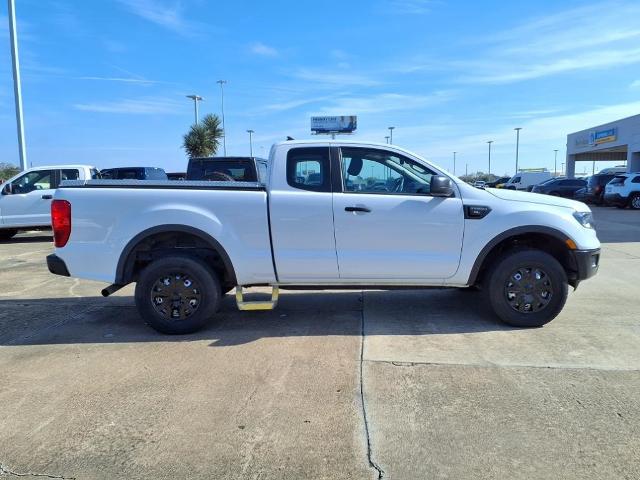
573;211;595;229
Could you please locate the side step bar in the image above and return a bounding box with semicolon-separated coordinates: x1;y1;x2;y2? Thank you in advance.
235;286;279;311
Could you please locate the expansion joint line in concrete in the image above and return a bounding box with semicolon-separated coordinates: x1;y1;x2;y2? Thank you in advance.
359;291;385;480
0;463;75;479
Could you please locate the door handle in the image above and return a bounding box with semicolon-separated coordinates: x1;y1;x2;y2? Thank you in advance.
345;206;371;213
41;194;53;200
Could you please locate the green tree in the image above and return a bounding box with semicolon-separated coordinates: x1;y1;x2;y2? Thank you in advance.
182;114;224;158
0;162;20;181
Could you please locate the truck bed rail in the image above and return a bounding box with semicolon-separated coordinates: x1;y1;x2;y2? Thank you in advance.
59;179;265;190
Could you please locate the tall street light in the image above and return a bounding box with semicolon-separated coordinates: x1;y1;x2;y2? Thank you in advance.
216;80;228;155
514;127;522;174
247;129;254;157
186;95;203;124
8;0;27;171
553;149;559;176
388;126;395;144
487;141;493;176
384;136;390;144
453;151;457;175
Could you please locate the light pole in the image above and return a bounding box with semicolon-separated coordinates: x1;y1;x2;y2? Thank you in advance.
388;126;395;144
247;129;254;157
8;0;27;171
217;80;228;155
553;149;558;176
453;151;457;175
385;136;390;144
465;163;468;176
186;95;203;124
514;127;522;174
561;162;565;176
487;140;493;176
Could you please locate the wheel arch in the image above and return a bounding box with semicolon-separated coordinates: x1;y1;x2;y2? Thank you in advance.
468;226;578;287
115;224;237;286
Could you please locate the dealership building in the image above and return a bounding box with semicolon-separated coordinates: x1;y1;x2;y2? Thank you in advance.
566;113;640;177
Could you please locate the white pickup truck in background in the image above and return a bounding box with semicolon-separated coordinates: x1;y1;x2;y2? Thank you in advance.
0;165;98;239
47;141;600;334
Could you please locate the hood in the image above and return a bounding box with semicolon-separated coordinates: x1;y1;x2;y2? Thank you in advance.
486;188;589;211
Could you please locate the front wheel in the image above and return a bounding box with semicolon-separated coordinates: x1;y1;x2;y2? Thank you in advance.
629;194;640;210
134;255;221;334
486;249;568;328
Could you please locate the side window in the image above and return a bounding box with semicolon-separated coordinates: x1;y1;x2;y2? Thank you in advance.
60;169;80;181
90;169;101;179
286;147;331;192
341;147;434;195
512;176;521;183
632;176;640;184
11;170;54;194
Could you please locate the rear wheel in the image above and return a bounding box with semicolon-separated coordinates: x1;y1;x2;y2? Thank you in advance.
134;255;221;334
486;249;568;328
629;193;640;210
0;229;18;240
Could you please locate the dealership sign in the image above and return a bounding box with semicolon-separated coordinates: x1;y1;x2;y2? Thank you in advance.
311;116;357;134
589;128;617;145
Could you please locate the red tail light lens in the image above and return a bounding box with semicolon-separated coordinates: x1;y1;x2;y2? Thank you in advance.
51;200;71;248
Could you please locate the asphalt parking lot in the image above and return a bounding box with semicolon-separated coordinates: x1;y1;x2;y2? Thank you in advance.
1;206;639;479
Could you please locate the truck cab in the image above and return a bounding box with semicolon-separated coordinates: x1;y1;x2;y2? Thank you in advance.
0;165;98;239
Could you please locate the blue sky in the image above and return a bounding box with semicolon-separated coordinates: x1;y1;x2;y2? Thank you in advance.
1;0;640;175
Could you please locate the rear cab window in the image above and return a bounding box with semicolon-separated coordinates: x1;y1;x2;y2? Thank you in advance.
286;147;331;192
188;159;258;182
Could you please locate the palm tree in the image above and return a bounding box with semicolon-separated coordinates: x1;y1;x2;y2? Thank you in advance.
182;113;224;158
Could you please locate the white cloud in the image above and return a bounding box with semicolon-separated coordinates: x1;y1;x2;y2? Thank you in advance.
74;97;184;115
116;0;197;36
291;69;381;87
75;76;158;85
317;91;455;115
250;42;278;57
453;2;640;84
630;80;640;89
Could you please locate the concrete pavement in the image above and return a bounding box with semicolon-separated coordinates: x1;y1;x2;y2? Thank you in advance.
0;207;639;479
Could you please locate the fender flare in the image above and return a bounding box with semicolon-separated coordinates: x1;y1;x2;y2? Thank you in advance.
466;225;573;285
115;224;237;285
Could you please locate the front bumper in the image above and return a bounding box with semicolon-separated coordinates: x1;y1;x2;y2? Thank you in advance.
570;248;600;283
47;254;70;277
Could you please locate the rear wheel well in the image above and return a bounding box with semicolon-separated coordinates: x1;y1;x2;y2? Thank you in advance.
118;230;236;290
473;232;577;287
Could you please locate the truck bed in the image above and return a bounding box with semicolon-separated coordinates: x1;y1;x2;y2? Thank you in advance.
55;180;276;285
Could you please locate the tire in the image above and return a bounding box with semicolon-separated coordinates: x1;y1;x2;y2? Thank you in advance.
0;229;18;240
485;249;568;328
134;255;221;334
629;193;640;210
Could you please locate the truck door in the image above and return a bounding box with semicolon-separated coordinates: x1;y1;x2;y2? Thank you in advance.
268;146;340;282
0;169;56;227
332;147;464;281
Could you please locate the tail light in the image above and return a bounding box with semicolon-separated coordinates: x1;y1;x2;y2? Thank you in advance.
594;185;602;194
51;200;71;248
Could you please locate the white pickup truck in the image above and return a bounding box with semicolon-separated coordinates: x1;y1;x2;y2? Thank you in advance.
47;141;600;334
1;164;98;239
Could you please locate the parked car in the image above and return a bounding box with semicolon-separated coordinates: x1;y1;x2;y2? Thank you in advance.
473;180;486;188
486;176;511;188
604;172;640;209
502;171;552;191
581;173;617;204
100;167;167;180
186;157;268;182
167;172;186;180
531;178;587;198
0;165;98;239
48;140;600;335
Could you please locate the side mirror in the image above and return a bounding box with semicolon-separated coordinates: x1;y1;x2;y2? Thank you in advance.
430;175;454;197
1;183;11;195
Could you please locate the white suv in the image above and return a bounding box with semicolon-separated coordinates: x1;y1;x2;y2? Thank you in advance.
604;173;640;209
